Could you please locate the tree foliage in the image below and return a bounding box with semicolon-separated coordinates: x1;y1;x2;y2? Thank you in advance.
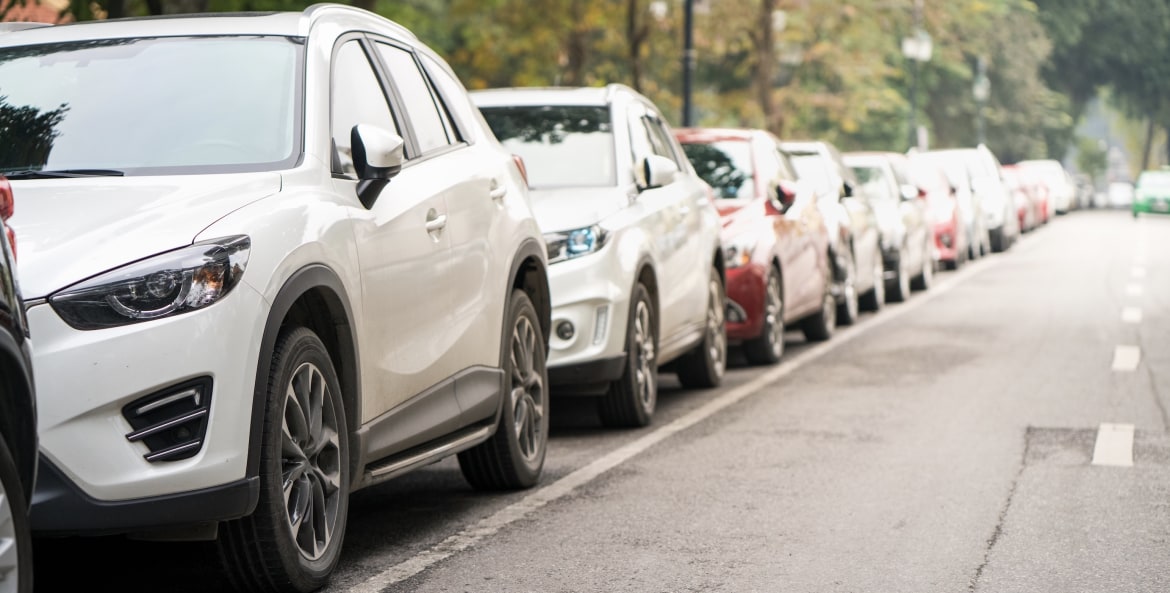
53;0;1158;163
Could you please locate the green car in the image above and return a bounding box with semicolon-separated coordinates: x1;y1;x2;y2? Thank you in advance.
1133;170;1170;217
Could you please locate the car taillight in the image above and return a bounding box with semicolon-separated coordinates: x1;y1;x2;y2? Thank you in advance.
512;154;529;188
0;176;14;260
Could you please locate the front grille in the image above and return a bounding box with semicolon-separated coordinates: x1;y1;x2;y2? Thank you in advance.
122;378;212;462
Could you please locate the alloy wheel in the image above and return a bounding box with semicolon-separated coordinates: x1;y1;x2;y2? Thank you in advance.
705;279;727;377
509;314;545;462
281;362;343;561
0;481;18;593
764;273;784;359
632;299;657;410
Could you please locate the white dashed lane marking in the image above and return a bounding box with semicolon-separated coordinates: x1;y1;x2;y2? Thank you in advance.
1091;423;1135;467
1126;283;1144;297
1132;267;1147;279
1112;345;1142;372
1121;307;1143;324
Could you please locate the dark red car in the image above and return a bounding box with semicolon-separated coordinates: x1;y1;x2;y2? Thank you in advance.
676;128;835;364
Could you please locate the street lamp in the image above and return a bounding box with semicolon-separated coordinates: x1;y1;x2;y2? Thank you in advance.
973;56;990;146
902;0;931;150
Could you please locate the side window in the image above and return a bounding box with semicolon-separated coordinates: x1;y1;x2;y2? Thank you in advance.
331;41;399;177
626;106;654;169
418;53;470;143
644;115;680;166
374;43;452;154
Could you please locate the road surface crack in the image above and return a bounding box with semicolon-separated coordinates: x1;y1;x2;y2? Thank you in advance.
967;426;1031;592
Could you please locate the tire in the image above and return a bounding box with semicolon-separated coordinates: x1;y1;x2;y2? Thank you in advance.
743;267;784;365
0;433;32;593
598;283;658;428
458;290;548;490
800;278;836;342
911;253;933;291
989;227;1006;253
886;250;910;303
219;327;349;593
859;256;884;312
835;255;860;326
676;266;727;389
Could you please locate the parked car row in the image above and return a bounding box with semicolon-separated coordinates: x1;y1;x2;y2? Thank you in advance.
0;5;1066;593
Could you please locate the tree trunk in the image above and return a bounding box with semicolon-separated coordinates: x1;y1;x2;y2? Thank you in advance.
754;0;779;134
627;0;647;92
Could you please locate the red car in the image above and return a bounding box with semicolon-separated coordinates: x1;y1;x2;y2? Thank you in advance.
908;153;969;270
676;128;835;364
1002;163;1049;230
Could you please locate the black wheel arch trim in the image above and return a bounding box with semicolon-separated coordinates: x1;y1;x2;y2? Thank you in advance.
247;264;360;497
495;238;551;424
0;331;35;501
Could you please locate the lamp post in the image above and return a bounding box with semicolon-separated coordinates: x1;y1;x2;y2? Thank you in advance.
973;55;990;146
902;0;930;150
682;0;695;126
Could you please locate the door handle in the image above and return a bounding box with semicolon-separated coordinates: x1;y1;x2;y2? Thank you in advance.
489;180;507;201
425;212;447;233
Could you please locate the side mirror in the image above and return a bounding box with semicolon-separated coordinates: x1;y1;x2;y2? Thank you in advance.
841;180;854;199
640;154;679;190
772;180;798;213
900;184;918;201
352;124;405;208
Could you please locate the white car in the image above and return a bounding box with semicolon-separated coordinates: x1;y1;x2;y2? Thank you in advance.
1;6;550;591
473;85;726;428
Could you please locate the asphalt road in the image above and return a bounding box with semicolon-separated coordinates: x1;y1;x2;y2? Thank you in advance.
35;209;1170;593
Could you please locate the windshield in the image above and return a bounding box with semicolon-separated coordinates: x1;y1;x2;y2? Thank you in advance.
681;140;755;199
479;105;616;188
1137;171;1170;189
0;36;302;176
789;153;836;197
848;164;895;201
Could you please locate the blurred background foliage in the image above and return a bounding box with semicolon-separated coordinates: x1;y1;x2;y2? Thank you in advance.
3;0;1168;170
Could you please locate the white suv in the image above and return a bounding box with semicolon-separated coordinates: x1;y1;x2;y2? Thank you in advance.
474;85;726;428
1;6;550;591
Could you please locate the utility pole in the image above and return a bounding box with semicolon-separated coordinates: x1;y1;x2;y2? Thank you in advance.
682;0;695;126
902;0;930;150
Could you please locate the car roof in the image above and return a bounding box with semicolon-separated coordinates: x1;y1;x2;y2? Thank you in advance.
673;128;757;143
0;4;415;47
471;85;632;108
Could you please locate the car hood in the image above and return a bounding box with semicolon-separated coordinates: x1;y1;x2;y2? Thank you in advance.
528;186;629;233
9;173;282;299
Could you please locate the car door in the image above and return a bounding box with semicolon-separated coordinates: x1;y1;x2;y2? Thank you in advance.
333;38;458;425
371;43;506;416
889;156;929;271
632;106;704;352
765;136;820;316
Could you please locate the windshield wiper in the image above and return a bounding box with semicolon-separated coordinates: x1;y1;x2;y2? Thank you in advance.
1;169;125;179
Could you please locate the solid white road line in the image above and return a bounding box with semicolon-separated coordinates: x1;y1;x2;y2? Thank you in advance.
348;256;1008;593
1132;267;1147;279
1126;283;1143;297
1121;307;1143;324
1091;423;1135;467
1111;345;1142;372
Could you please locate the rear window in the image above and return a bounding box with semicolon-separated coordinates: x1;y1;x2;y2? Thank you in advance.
680;140;755;199
479;105;615;188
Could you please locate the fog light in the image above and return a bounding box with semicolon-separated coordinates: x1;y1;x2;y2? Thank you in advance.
556;320;575;340
592;305;609;345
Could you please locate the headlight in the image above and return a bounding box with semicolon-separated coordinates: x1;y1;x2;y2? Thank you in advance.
50;235;250;330
723;234;757;269
545;226;608;264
